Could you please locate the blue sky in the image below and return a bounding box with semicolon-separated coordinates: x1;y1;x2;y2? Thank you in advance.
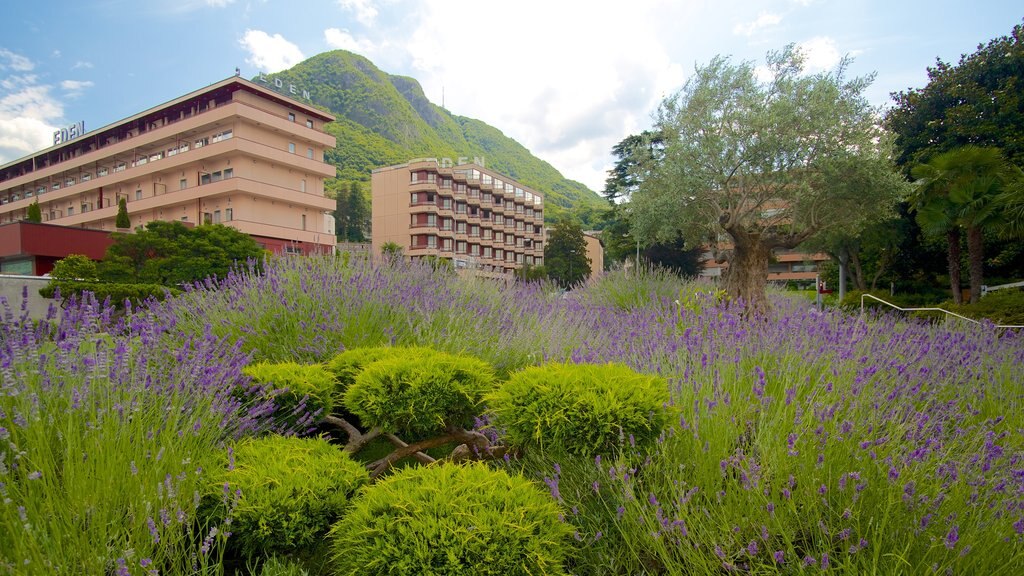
1;1;1021;191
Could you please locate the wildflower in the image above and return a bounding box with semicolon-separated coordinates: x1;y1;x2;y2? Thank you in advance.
27;471;41;480
803;555;816;566
773;550;785;564
945;526;959;550
747;540;758;556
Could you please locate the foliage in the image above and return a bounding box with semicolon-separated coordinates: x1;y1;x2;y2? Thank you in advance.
887;21;1024;168
943;289;1024;325
115;196;130;229
344;348;496;436
242;362;336;432
98;220;264;286
48;253;98;281
489;362;673;456
263;50;606;227
632;44;906;313
329;462;573;576
257;556;311;576
379;241;403;260
40;279;180;308
209;435;368;562
582;265;690;310
325;346;414;397
602;131;664;204
330;179;370;242
25;201;41;223
545;217;591;289
513;263;547;282
0;293;281;575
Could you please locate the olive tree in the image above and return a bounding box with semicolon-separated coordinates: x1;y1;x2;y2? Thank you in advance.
632;45;905;313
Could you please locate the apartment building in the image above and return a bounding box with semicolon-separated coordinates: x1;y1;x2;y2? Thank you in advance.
371;159;545;278
0;75;337;261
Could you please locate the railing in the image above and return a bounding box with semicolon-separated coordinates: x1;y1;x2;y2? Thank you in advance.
981;280;1024;297
860;293;1023;329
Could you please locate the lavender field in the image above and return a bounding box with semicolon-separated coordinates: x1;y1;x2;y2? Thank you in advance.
2;254;1022;575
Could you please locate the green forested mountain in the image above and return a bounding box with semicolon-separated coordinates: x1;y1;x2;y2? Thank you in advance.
261;50;606;224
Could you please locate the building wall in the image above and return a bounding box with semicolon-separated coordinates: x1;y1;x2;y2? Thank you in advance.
0;77;337;255
583;233;604;278
372;160;545;277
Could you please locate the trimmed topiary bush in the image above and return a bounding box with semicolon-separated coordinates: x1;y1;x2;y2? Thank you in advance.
343;348;496;437
242;362;336;431
209;435;369;562
329;462;573;575
324;346;436;401
488;362;673;456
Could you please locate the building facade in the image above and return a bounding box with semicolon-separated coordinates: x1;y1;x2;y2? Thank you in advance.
372;159;545;278
0;76;337;257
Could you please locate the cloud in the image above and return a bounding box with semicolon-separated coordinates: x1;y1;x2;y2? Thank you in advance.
205;0;236;7
797;36;842;72
71;61;94;70
324;28;377;54
60;79;95;98
0;48;35;72
337;0;378;26
239;29;306;73
0;62;64;162
733;12;782;37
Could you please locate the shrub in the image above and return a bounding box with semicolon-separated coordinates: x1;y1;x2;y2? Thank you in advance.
49;253;98;281
39;280;180;308
257;556;310;576
242;361;335;430
488;362;673;456
329;463;573;575
343;348;496;437
210;435;369;562
945;289;1024;325
324;346;435;399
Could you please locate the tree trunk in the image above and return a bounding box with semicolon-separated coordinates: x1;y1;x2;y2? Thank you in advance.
947;228;963;305
724;240;772;315
838;250;848;302
966;225;984;304
850;250;867;291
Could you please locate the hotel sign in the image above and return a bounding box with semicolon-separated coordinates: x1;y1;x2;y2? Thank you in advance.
255;73;312;101
440;156;485;168
53;121;85;146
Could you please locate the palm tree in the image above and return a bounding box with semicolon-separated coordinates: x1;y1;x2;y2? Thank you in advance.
911;146;1011;304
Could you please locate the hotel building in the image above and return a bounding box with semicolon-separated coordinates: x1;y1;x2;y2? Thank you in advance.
0;75;337;271
371;159;545;278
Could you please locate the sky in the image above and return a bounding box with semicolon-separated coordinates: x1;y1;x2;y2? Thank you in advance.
1;1;1021;193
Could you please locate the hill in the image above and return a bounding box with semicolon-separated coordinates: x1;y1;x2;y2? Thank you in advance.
260;50;607;225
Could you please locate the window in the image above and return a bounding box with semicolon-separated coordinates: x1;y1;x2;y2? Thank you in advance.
213;210;221;224
203;212;212;225
441;198;452;210
456;221;466;234
301;214;307;231
81;203;90;213
82;173;91;182
66;176;76;186
427;235;437;248
288;113;296;122
300;179;306;193
67;206;74;216
194;137;208;148
288;142;296;153
225;208;233;221
180;178;187;190
201;173;212;185
470;225;479;237
441;218;452;231
135;189;142;200
224;168;233;179
307;148;313;159
306;119;313;128
455;202;466;214
442;238;453;252
211;130;232;143
483;246;492;258
211;171;223;182
456;241;467;254
98;167;109;177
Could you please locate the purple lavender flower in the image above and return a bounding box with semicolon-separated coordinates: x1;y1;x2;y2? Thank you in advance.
945;525;959;550
747;540;759;556
773;550;785;564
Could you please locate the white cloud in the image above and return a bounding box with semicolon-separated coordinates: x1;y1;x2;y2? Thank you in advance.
0;49;35;72
733;12;782;37
239;29;306;73
797;36;842;72
324;28;377;54
337;0;378;26
205;0;236;7
71;61;94;70
60;79;95;98
0;65;64;162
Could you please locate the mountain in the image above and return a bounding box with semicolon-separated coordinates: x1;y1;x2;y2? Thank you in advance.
260;51;607;225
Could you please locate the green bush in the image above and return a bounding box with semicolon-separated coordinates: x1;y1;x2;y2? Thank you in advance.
488;362;673;456
324;346;436;400
242;362;336;429
257;556;310;576
210;435;368;562
945;289;1024;325
49;254;98;281
329;463;573;576
343;349;496;436
40;280;179;307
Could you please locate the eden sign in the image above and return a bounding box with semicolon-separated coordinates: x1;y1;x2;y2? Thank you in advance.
255;73;312;101
53;121;85;146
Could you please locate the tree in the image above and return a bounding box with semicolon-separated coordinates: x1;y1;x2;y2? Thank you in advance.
602;131;664;204
911;146;1013;303
26;201;41;223
115;197;131;229
632;45;906;313
49;254;98;281
331;179;370;242
887;22;1024;169
98;221;264;285
544;217;590;289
